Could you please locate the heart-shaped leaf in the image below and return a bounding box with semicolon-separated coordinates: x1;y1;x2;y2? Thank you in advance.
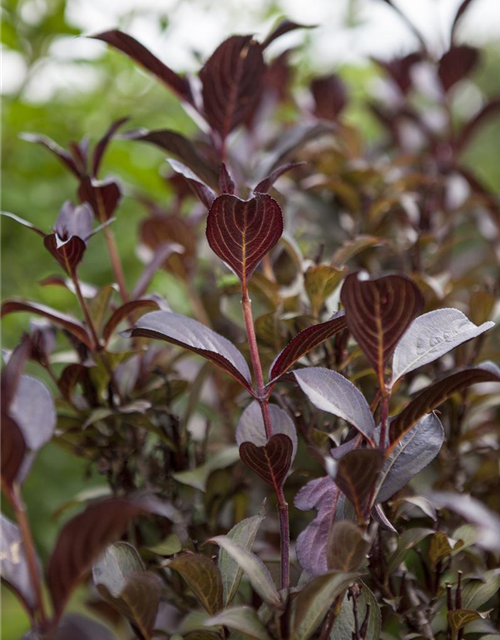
327;521;369;572
335;449;384;522
391;308;494;385
210;536;281;607
293;368;375;444
47;498;145;616
294;476;340;577
92;30;194;105
205;606;273;640
2;300;93;349
124;310;252;391
200;35;265;142
389;363;500;449
375;413;444;503
78;176;121;221
236;401;298;461
1;414;26;490
239;434;293;490
0;513;41;615
340;272;424;385
206;194;283;287
219;506;266;606
168;553;223;616
269;312;347;381
292;571;355;640
44;234;86;274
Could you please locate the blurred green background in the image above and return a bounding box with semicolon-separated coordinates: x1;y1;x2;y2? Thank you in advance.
1;0;499;637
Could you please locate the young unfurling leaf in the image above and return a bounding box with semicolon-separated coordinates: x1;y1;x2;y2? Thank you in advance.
206;194;283;287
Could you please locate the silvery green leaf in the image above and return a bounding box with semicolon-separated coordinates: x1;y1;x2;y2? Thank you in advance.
236;401;298;461
219;505;266;606
205;606;273;640
293;368;375;443
330;582;381;640
375;413;444;503
210;536;280;607
391;309;494;385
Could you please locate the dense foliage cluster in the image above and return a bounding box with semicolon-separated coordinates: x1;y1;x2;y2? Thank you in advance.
1;2;500;639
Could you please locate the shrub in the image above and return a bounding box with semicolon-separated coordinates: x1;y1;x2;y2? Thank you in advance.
2;4;499;640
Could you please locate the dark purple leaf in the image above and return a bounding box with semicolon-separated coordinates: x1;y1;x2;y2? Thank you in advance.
126;129;219;188
0;212;46;238
389;363;500;449
102;299;160;344
53;614;117;640
293;367;375;444
239;433;293;490
311;74;347;120
58;364;87;400
200;35;265;142
167;159;216;210
253;162;305;194
123;310;253;390
44;234;87;274
340;272;424;386
327;521;369;572
335;449;384;522
218;162;235;195
371;53;422;95
20;133;81;177
92;30;194;105
1;414;26;490
438;45;479;92
206;194;283;287
236;400;298;460
0;513;40;615
78;177;121;221
269;312;347;382
295;476;339;576
168;553;223;615
93;117;129;177
375;413;444;503
261;19;315;49
47;498;145;617
1;300;94;349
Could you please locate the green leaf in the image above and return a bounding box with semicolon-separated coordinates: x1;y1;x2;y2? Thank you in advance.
219;506;266;606
330;582;381;640
168;553;223;616
205;606;272;640
173;447;240;492
461;570;500;610
327;522;369;572
147;533;182;556
292;571;355;640
304;265;345;316
429;532;461;568
386;528;434;574
210;536;281;608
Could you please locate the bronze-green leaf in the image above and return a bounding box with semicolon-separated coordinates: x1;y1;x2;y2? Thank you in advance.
168;553;223;616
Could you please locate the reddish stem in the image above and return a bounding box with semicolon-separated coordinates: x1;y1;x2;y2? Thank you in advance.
71;271;101;350
9;484;47;625
240;288;290;590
